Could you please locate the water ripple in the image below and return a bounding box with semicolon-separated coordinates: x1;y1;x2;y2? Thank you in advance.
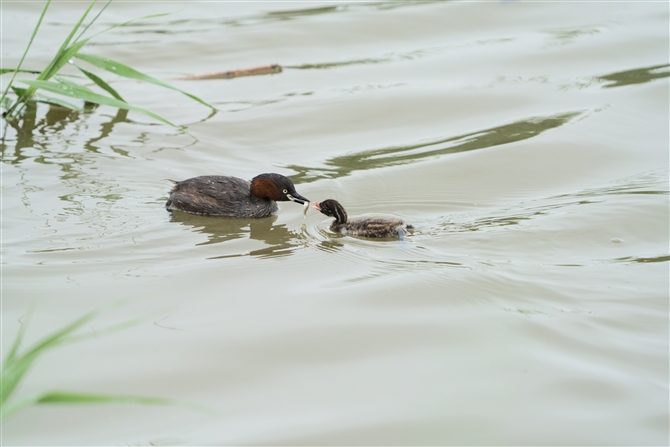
287;112;582;184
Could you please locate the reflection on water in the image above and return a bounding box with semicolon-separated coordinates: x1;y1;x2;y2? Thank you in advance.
265;5;340;18
1;103;139;226
262;0;444;18
543;25;604;46
287;38;513;71
119;1;438;37
171;211;281;245
288;112;581;183
169;211;351;259
169;211;308;259
612;255;670;264
1;102;131;165
597;63;670;88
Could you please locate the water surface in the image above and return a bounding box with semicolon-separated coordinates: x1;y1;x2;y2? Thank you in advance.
1;1;668;445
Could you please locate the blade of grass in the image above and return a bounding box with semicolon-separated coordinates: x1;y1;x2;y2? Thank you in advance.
1;308;100;403
10;86;28;97
2;304;169;403
1;307;39;406
36;391;215;414
39;40;89;83
5;1;96;117
0;304;211;420
53;75;94;91
1;96;12;110
72;0;112;44
74;65;124;101
0;395;40;418
28;311;99;353
2;1;204;136
34;93;86;112
1;306;118;408
39;2;97;81
2;391;175;419
3;308;34;368
2;352;39;405
17;79;179;128
2;309;93;402
0;0;51;105
1;69;41;75
37;391;174;405
3;309;98;372
64;311;170;346
1;390;211;419
74;52;214;109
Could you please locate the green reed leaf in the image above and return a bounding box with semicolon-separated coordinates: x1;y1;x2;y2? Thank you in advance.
74;52;214;109
0;396;40;418
17;79;179;128
11;0;96;114
73;0;112;44
10;86;28;97
53;75;93;90
10;310;98;366
34;93;86;112
9;39;90;118
0;69;41;75
1;390;204;419
2;353;38;406
1;310;96;406
39;1;96;81
75;65;124;101
36;391;174;406
34;391;213;414
0;303;192;420
3;308;33;368
40;40;89;82
0;0;51;106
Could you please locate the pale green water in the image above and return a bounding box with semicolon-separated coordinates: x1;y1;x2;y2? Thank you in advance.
1;1;668;445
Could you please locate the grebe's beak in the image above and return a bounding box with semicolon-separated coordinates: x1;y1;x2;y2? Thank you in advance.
286;192;309;205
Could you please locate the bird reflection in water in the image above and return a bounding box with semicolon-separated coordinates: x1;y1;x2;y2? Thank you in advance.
169;211;343;259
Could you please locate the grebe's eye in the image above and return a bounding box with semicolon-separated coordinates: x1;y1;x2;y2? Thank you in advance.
283;189;288;194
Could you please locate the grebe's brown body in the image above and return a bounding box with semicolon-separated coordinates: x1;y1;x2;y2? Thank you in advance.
314;199;412;239
166;173;309;218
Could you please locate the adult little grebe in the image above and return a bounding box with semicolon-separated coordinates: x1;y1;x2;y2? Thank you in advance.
166;173;309;218
313;199;412;239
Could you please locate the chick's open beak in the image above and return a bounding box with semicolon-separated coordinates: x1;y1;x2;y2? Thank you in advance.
311;202;322;211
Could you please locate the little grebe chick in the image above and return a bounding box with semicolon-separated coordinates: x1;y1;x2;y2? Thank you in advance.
166;173;309;218
313;199;412;239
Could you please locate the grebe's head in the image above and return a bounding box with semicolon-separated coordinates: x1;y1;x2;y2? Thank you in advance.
250;173;309;204
312;199;347;223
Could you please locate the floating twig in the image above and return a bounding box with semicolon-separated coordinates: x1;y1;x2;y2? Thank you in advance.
174;64;282;81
